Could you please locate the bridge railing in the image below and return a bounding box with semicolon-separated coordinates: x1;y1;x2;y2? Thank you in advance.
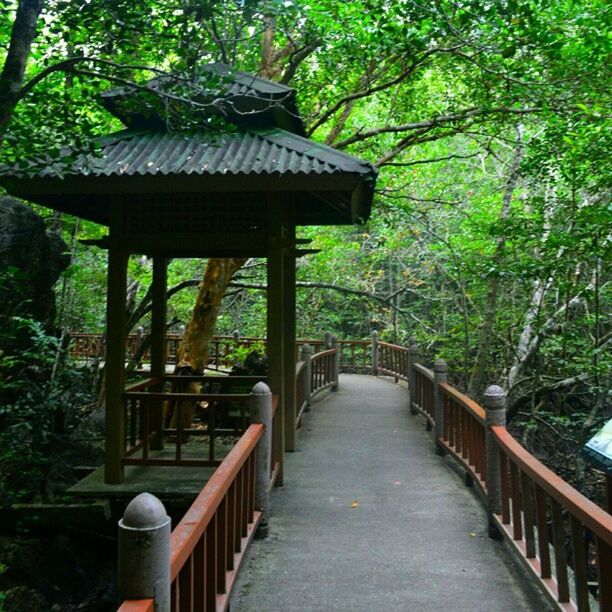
118;423;265;611
372;336;611;612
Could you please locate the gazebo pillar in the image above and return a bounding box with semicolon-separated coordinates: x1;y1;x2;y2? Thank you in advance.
283;219;297;452
150;257;167;450
267;201;285;484
105;205;129;484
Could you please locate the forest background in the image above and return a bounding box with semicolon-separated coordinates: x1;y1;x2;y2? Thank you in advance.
0;0;610;511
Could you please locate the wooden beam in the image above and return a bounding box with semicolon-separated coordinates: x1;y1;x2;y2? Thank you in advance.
104;204;128;484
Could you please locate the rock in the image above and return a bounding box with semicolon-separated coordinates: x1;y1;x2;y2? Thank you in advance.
0;196;69;323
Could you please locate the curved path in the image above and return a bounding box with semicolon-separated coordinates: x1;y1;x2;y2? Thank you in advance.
233;375;550;611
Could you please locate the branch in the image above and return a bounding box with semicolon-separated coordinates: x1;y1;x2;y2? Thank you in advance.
335;106;543;149
307;45;462;136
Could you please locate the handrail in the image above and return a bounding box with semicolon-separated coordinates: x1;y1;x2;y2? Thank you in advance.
439;382;485;424
492;425;612;545
170;423;264;578
117;600;154;612
413;363;434;380
118;424;264;612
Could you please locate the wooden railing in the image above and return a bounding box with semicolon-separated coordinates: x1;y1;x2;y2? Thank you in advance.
118;424;263;612
440;383;487;491
493;427;612;611
411;364;435;427
377;340;409;381
381;336;612;612
122;375;264;468
310;348;337;396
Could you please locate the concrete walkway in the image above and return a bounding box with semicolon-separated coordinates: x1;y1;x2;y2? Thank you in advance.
232;375;550;612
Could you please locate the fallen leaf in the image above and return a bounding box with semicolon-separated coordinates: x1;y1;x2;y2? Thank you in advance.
469;532;477;537
351;500;360;508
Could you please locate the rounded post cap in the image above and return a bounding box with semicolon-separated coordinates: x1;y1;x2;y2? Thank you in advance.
372;330;379;339
251;381;272;396
301;343;314;355
408;336;417;348
484;384;506;409
232;329;240;338
434;358;447;371
122;493;168;529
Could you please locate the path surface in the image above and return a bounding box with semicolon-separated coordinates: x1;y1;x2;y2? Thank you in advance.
232;375;550;612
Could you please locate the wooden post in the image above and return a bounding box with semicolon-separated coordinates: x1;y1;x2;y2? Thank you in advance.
371;331;379;376
433;358;447;456
300;343;314;411
408;337;418;415
266;200;285;484
150;257;167;451
324;332;332;349
484;384;507;540
250;382;272;538
105;210;128;483
283;218;297;452
331;335;339;391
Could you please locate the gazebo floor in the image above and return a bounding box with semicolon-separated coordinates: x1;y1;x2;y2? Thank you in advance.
68;438;235;501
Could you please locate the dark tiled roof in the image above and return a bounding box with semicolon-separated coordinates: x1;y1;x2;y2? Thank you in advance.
100;63;305;135
30;128;375;179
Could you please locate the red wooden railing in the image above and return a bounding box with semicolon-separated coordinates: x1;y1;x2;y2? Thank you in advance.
118;424;264;612
439;383;487;491
493;427;612;611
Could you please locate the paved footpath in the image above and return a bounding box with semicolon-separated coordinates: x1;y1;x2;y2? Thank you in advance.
232;375;551;612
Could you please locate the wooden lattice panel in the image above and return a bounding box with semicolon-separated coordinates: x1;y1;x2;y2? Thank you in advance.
125;193;265;233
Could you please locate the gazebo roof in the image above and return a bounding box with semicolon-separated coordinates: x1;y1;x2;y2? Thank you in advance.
0;64;377;226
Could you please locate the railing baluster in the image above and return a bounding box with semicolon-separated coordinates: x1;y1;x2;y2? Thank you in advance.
521;472;536;558
551;499;570;603
570;516;589;611
193;536;205;612
205;519;217;611
500;451;510;524
178;557;193;611
226;482;236;571
510;462;522;540
216;498;227;595
597;535;611;611
534;486;551;578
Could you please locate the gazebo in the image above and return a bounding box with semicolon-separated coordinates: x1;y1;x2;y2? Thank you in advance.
0;63;377;485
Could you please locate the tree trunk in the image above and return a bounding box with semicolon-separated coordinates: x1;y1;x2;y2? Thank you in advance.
176;257;247;372
0;0;45;140
468;131;523;397
168;258;246;429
